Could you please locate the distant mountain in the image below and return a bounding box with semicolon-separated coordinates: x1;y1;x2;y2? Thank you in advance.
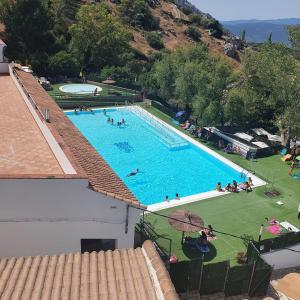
222;18;300;45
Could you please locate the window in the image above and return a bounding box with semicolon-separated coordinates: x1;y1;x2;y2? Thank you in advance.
81;239;116;253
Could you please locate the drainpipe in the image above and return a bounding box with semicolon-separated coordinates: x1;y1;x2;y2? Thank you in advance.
125;205;129;234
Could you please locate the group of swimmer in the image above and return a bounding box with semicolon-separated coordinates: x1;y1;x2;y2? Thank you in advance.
103;109;126;127
107;117;126;126
216;177;253;193
165;193;180;202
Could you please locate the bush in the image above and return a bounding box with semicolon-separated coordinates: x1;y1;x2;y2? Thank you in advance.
189;14;202;26
185;26;201;41
144;32;164;50
118;0;160;30
201;19;223;38
48;51;80;77
100;65;136;88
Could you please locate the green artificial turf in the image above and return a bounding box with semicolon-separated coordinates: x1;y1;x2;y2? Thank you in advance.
48;83;135;99
142;104;300;265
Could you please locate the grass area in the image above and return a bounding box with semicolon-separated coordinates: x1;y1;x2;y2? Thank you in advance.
48;82;136;99
142;104;300;265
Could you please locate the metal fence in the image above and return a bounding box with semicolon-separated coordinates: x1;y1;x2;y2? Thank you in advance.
169;256;272;298
169;242;272;298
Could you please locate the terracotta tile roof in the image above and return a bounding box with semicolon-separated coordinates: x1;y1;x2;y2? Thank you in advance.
0;75;63;175
0;241;178;300
15;69;140;206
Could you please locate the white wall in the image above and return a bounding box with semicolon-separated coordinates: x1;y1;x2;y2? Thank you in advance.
261;243;300;269
0;63;8;73
0;179;141;257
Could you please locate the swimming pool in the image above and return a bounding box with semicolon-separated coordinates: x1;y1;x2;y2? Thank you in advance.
66;107;264;207
59;84;102;94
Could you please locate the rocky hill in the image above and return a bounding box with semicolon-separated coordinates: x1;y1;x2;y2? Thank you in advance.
105;0;241;68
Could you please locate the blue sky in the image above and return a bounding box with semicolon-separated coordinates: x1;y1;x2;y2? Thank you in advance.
189;0;300;21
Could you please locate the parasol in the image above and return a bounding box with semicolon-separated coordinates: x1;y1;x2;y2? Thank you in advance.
168;209;204;244
176;111;185;118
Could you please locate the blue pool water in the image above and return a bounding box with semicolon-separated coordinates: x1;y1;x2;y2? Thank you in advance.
59;84;102;94
66;108;243;205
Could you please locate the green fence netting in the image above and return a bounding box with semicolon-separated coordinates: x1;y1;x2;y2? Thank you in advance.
200;261;228;295
225;264;252;296
249;258;273;297
170;261;190;293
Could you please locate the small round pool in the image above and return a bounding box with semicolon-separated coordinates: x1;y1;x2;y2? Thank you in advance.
59;84;102;94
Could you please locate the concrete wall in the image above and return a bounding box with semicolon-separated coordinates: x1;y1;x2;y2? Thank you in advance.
261;243;300;269
0;179;141;257
0;63;8;73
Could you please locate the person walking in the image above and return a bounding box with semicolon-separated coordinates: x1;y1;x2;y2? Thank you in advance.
298;204;300;220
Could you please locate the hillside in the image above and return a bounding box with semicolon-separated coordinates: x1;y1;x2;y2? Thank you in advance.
0;0;241;69
113;0;241;68
222;18;300;45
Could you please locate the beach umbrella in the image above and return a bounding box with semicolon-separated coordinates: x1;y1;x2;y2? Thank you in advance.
168;209;204;244
176;111;185;118
102;79;116;85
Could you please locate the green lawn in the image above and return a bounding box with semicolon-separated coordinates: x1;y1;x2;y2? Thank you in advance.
48;82;136;99
142;104;300;265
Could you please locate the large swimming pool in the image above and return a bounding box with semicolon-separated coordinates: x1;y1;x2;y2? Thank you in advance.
66;107;245;206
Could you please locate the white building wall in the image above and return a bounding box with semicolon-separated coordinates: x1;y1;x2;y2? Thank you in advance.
0;63;8;73
0;179;141;257
261;243;300;269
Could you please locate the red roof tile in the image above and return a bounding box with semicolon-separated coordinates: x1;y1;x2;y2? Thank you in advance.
0;241;178;300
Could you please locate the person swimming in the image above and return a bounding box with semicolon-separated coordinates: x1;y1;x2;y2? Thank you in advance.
126;168;139;177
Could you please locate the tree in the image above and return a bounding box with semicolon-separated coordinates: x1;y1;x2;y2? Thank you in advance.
70;4;131;71
287;25;300;58
48;51;80;77
118;0;159;31
241;30;246;42
150;44;235;126
0;0;55;66
239;43;300;145
268;32;273;43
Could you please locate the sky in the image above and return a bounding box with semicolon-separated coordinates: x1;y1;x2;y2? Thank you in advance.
189;0;300;21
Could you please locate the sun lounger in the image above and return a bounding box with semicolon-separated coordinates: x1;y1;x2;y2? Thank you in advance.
252;128;281;143
280;221;300;232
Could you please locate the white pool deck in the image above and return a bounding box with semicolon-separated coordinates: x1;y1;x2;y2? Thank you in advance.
65;105;266;212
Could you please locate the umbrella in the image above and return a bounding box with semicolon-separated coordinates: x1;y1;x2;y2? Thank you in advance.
168;209;204;244
296;156;300;161
102;79;116;85
176;111;185;118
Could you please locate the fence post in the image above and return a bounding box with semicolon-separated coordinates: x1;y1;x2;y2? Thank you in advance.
198;254;204;296
247;259;257;295
223;260;230;293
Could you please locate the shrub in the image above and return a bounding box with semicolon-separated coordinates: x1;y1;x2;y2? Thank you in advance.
189;14;203;26
118;0;160;30
201;19;223;38
185;26;201;41
144;32;164;50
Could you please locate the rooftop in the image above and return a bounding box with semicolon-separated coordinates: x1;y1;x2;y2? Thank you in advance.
15;69;140;206
0;240;178;300
0;75;63;175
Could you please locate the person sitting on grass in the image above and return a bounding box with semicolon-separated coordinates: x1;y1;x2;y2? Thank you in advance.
216;182;224;192
232;180;238;192
180;120;190;130
225;183;232;192
242;181;252;192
